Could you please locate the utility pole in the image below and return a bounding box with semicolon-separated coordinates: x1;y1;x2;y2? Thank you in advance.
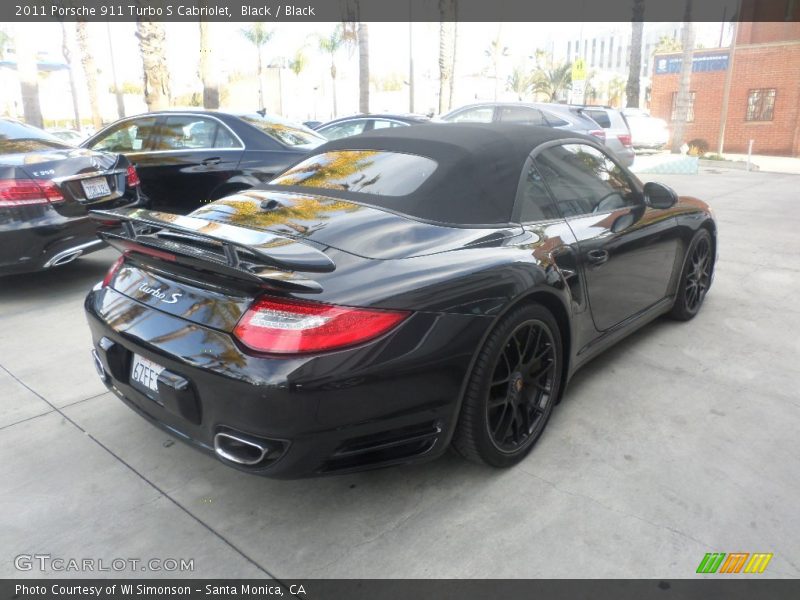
717;3;741;154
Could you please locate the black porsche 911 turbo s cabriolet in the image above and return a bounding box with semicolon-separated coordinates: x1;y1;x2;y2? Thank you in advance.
85;123;716;478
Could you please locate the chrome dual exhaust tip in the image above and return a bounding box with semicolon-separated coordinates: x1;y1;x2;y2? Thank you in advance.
91;349;108;382
213;432;270;466
50;250;83;267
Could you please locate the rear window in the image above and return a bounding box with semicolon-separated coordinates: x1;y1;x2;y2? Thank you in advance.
0;120;71;153
270;150;437;197
584;109;612;128
239;115;325;147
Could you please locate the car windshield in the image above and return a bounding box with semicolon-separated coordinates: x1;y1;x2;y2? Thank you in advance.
239;114;325;147
0;120;71;153
269;150;438;197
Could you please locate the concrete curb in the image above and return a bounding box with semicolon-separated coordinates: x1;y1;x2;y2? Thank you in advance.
699;159;760;171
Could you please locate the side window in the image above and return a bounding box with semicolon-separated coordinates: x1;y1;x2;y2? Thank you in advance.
90;117;157;153
498;106;546;126
542;112;569;127
516;159;560;222
319;121;367;140
156;116;230;150
584;109;611;128
446;107;494;123
534;143;639;217
371;119;404;130
214;125;241;149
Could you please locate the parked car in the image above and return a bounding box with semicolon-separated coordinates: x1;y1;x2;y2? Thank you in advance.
0;119;143;276
570;105;635;166
315;114;430;140
86;123;716;477
438;102;633;166
48;128;87;145
303;120;323;129
81;110;325;213
621;109;670;151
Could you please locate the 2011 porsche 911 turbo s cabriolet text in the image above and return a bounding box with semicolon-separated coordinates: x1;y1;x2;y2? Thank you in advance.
85;124;716;478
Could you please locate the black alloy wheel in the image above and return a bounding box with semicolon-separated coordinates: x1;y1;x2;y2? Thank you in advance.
669;229;714;321
454;303;563;467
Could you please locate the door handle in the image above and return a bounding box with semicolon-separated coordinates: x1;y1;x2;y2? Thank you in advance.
586;249;609;266
201;157;221;166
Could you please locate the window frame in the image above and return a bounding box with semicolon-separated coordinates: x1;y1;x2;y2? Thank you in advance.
511;155;562;224
153;114;245;152
527;139;644;220
88;116;160;154
745;88;776;122
670;91;696;123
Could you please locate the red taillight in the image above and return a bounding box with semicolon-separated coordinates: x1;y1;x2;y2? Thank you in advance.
126;164;140;188
0;179;64;207
233;296;410;354
102;255;125;287
588;129;606;142
618;133;633;148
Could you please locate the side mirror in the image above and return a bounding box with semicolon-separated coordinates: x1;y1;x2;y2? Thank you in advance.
643;182;678;209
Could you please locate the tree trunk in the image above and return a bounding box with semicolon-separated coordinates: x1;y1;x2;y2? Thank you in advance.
358;23;369;113
437;1;456;114
76;22;103;130
449;21;458;109
14;25;43;128
671;3;696;153
60;22;81;130
106;23;125;119
625;0;645;108
198;21;219;108
136;21;171;111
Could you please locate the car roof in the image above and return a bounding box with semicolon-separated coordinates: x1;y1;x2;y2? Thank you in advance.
319;114;430;126
276;123;596;226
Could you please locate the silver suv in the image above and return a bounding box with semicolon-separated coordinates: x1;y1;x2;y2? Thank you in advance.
570;105;635;167
438;102;633;167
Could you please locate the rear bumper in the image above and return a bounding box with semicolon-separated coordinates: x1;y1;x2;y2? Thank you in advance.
0;193;145;276
0;217;107;275
85;287;492;478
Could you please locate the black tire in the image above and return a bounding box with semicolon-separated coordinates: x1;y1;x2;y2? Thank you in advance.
669;229;714;321
453;303;563;468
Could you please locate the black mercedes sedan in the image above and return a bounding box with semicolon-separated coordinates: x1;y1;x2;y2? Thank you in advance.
85;124;716;477
0;119;143;276
81;110;325;213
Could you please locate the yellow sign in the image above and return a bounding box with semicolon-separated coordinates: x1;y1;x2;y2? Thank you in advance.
571;58;587;81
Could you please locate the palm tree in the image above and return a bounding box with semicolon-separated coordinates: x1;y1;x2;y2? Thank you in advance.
485;33;509;101
75;22;103;129
240;23;274;110
506;67;531;101
607;76;626;107
199;20;220;109
437;0;457;114
13;25;43;127
288;48;307;78
0;28;11;60
317;25;345;118
626;0;645;108
671;0;696;153
531;63;572;102
357;22;370;113
136;21;171;111
59;22;81;130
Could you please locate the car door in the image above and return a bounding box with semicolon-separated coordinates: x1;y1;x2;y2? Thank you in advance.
534;142;679;331
85;116;159;200
146;114;244;212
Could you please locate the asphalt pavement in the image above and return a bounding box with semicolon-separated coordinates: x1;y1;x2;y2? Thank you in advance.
1;168;798;579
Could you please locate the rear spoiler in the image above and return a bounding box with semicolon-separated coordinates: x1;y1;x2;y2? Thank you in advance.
90;208;335;293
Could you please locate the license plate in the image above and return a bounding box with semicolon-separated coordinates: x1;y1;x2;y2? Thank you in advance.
130;354;165;401
81;176;111;200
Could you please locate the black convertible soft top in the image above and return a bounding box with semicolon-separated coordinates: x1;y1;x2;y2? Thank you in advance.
268;123;589;226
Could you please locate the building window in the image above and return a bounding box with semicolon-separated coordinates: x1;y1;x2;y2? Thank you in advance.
600;40;605;67
591;39;597;66
608;38;614;68
671;91;696;122
746;89;776;121
617;46;622;67
567;41;571;59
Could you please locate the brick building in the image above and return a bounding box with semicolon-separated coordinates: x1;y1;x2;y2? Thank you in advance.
650;5;800;156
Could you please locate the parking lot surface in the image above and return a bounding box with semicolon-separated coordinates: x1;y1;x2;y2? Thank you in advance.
2;169;799;579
